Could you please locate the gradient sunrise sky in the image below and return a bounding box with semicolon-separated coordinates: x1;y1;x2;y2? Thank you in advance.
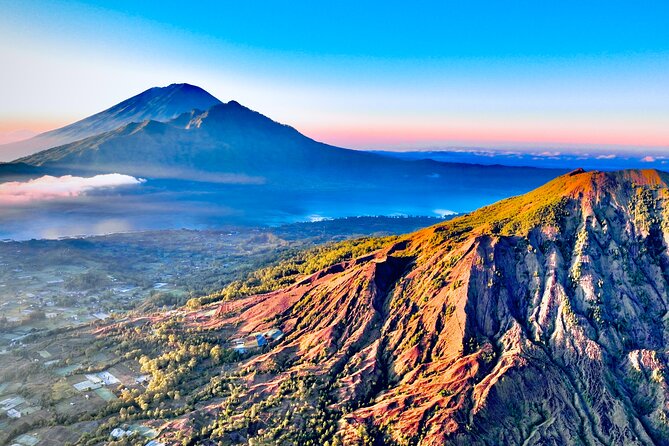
1;0;667;152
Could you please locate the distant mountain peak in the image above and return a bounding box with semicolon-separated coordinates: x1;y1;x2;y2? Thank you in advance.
98;83;221;119
145;82;215;97
0;83;223;161
14;93;333;175
166;82;201;88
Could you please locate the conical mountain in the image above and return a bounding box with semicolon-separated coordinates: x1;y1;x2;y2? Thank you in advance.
0;83;222;161
16;100;369;176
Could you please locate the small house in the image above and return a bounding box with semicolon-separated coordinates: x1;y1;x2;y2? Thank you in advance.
73;380;102;392
250;333;268;347
98;371;120;385
264;328;284;341
0;396;25;411
135;375;150;384
110;427;133;438
85;374;104;385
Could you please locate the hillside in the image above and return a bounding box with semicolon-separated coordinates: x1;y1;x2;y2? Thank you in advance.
177;168;669;445
0;83;222;161
4;169;669;445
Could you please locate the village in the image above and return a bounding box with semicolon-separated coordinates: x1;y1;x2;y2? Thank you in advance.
0;219;434;445
0;328;164;445
0;229;304;445
0;296;290;446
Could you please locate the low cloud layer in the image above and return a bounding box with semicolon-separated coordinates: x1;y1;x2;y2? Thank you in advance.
0;173;145;204
434;208;457;217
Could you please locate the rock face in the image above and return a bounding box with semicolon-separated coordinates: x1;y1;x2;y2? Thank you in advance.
218;169;669;445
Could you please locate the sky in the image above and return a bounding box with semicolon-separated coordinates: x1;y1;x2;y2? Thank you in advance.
0;0;668;152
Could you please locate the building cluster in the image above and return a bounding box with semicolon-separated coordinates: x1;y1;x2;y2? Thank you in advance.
109;424;162;445
231;328;284;354
73;370;121;392
1;395;38;419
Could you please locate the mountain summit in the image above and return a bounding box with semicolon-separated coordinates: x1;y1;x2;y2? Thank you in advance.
187;168;669;445
15;98;379;180
0;83;222;161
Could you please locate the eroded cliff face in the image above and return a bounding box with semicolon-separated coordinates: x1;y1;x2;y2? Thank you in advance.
217;169;669;445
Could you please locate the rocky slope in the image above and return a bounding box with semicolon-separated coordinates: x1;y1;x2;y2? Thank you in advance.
209;169;669;445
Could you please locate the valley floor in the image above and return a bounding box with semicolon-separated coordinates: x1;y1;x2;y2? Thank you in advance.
0;216;442;445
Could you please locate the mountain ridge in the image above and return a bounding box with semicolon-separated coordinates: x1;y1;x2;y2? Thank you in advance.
173;168;669;445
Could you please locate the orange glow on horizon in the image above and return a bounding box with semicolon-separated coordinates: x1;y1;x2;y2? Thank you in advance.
305;124;669;150
0;119;66;134
1;118;667;151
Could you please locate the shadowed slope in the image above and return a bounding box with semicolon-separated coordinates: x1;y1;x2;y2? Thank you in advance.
0;83;222;161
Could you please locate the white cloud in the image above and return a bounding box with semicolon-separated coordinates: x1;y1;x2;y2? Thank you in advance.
307;214;333;222
434;208;457;217
0;173;145;204
641;156;656;162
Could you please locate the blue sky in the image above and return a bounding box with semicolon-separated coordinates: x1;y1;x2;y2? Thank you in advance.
1;0;668;152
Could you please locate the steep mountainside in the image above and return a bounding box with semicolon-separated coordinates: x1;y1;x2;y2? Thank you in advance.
198;169;669;445
16;100;372;178
0;83;221;161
